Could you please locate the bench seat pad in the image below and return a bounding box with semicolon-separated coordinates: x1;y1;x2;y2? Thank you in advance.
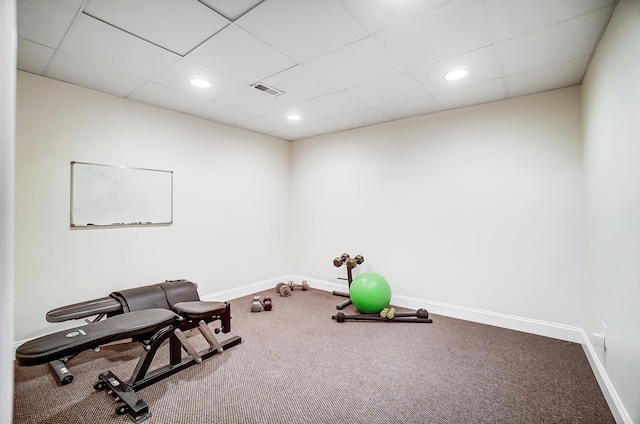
173;301;226;319
16;309;176;367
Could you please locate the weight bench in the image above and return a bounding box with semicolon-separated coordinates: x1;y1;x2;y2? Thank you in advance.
15;280;242;422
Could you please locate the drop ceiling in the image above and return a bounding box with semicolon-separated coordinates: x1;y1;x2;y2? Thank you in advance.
16;0;616;141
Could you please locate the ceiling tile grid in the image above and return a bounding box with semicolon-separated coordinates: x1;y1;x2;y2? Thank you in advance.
199;0;266;22
83;0;231;56
235;0;370;63
16;0;78;49
46;51;147;98
16;0;616;141
58;13;181;80
185;24;297;85
16;38;55;75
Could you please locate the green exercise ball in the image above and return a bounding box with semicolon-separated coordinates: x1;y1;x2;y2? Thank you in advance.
350;272;392;314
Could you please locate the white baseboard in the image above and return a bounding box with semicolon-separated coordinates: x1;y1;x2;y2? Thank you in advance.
289;275;632;424
581;331;633;424
200;275;350;303
392;294;584;343
290;275;348;294
290;275;583;342
12;275;632;423
199;275;289;302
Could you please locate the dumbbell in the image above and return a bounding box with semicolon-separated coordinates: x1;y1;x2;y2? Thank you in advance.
275;282;291;297
263;297;272;311
250;296;263;312
332;312;433;323
379;308;429;320
333;253;350;268
287;280;309;291
346;254;364;269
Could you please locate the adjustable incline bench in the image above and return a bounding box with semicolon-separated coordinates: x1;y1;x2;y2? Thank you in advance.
15;279;242;422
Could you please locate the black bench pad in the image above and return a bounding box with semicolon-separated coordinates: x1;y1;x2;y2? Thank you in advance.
173;301;226;319
44;280;200;323
46;296;122;323
16;309;176;367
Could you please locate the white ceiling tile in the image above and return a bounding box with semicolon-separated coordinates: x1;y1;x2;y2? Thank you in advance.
199;0;265;21
412;46;502;94
188;100;254;124
17;38;55;74
307;118;354;136
300;91;369;117
488;0;615;42
57;0;83;9
236;0;368;62
59;14;180;79
46;52;145;97
250;99;309;121
84;0;230;56
433;78;507;109
152;59;245;100
214;85;291;116
17;0;77;48
259;104;326;125
128;82;209;112
338;0;450;33
498;7;614;75
506;56;590;97
262;65;341;104
376;95;444;120
15;0;616;141
267;125;318;141
331;108;393;129
376;0;494;70
348;73;427;107
304;37;405;88
187;24;296;85
234;116;282;134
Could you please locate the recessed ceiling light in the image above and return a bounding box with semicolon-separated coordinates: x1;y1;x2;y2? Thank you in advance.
190;78;211;88
444;69;468;81
287;114;301;120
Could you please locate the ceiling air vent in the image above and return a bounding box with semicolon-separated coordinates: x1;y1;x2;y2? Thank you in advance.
252;83;284;96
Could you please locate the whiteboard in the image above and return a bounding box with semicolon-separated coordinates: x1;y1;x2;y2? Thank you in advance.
70;161;173;227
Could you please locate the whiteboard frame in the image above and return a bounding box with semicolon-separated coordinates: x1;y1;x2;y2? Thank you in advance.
70;161;173;227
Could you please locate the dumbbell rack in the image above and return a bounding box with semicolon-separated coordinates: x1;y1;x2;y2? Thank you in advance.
332;253;364;310
333;269;353;310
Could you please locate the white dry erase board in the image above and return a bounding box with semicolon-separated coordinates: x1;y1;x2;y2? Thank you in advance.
70;161;173;227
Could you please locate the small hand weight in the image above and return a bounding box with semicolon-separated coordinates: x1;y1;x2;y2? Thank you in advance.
275;282;291;297
263;297;272;311
250;296;263;312
287;280;309;291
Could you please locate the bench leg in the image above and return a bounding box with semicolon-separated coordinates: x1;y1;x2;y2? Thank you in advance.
198;320;224;353
95;321;242;421
48;359;74;385
173;328;202;363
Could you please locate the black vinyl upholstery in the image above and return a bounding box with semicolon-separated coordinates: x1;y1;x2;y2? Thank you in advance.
16;309;176;367
17;280;228;369
110;285;171;312
173;301;226;319
158;280;200;308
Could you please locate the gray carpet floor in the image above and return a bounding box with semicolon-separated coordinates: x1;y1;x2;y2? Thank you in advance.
13;288;615;423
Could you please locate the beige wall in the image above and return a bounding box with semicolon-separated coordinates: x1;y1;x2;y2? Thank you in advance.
582;0;640;421
291;86;585;327
14;71;292;341
15;75;586;338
